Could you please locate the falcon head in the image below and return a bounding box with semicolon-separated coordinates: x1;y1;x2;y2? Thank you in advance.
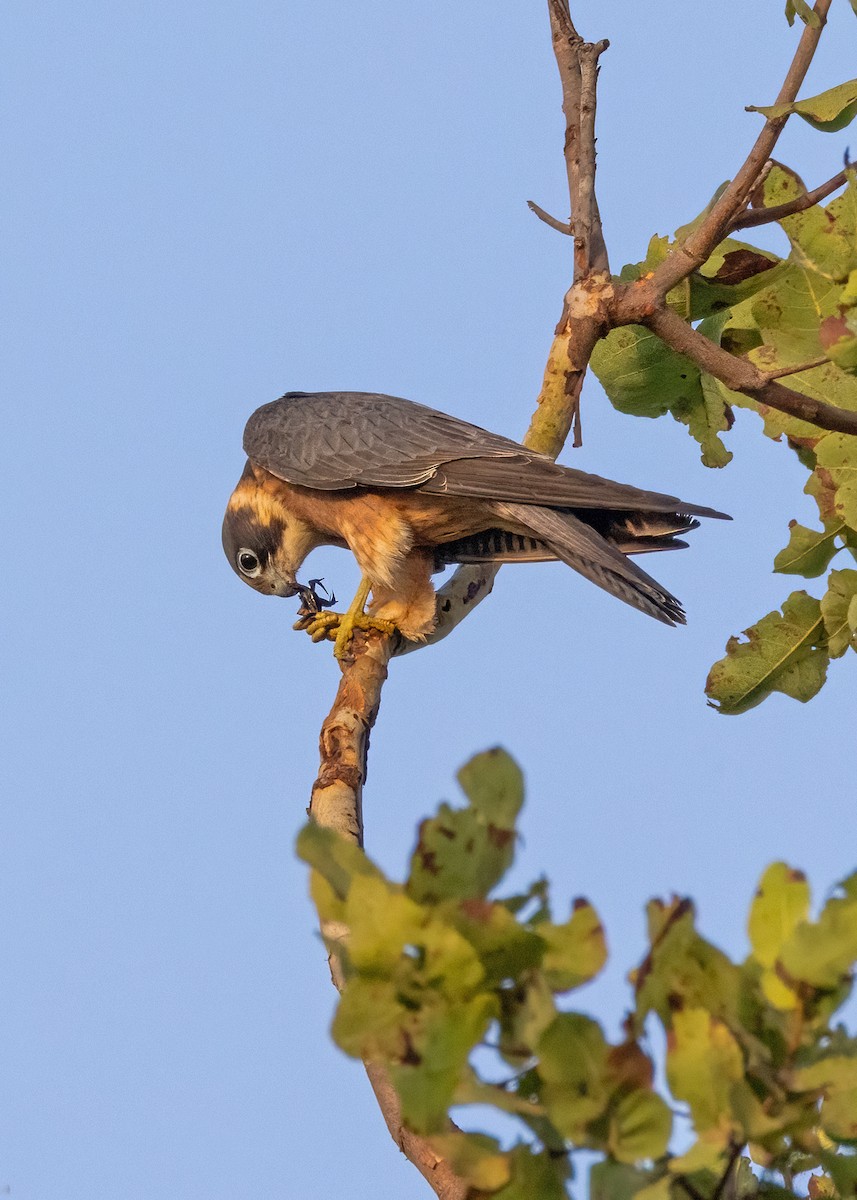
221;464;301;598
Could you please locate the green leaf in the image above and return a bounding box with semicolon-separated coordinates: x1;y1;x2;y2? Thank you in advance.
821;568;857;656
750;265;843;355
618;233;671;284
691;241;782;316
390;993;497;1132
774;521;844;577
634;898;740;1029
792;1055;857;1092
794;1059;857;1141
426;1132;511;1192
666;1008;744;1133
748;862;811;968
295;822;383;900
632;1179;673;1200
590;1161;660;1200
538;1013;610;1137
408;749;523;903
758;161;806;207
408;801;516;903
487;1145;570;1200
498;973;558;1062
346;875;485;994
667;1130;734;1176
456;747;524;827
454;898;546;985
821;1088;857;1143
332;975;415;1060
747;80;857;132
590;325;698;419
706;591;828;714
681;371;735;468
590;324;732;466
539;898;607;992
608;1090;672;1163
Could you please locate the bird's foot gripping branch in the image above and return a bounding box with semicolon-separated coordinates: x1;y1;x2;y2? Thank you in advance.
300;749;857;1200
293;577;400;662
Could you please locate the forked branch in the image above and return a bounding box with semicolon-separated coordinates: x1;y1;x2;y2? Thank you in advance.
637;0;834;302
303;1;852;1195
307;3;613;1194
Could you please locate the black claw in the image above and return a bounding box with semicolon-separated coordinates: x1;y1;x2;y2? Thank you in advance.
295;577;337;614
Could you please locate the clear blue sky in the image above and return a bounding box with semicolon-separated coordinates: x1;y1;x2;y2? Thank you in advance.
4;3;855;1197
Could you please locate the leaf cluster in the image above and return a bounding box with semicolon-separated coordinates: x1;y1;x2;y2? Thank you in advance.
300;751;857;1199
591;158;857;712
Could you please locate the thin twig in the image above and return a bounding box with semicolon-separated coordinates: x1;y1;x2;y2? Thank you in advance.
675;1176;708;1200
527;199;572;234
548;0;584;276
730;166;850;230
763;355;829;380
711;1141;744;1200
639;0;832;301
575;39;610;277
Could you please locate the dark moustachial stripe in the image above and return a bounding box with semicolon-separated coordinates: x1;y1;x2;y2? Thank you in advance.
222;505;286;566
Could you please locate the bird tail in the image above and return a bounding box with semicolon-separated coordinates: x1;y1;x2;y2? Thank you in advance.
488;501;687;626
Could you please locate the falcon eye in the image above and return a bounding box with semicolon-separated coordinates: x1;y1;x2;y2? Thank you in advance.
237;549;262;577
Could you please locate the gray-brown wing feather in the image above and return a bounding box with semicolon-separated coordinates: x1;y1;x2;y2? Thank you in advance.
243;392;727;519
489;501;686;625
244;391;522;490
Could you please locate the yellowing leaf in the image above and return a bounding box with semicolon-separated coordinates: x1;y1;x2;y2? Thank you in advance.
821;569;857;656
774;521;845;578
760;966;802;1011
706;591;828;714
540;899;607;992
779;884;857;991
784;0;822;27
815;434;857;531
748;862;811;968
666;1008;744;1133
427;1133;511;1192
747;80;857;132
608;1090;672;1164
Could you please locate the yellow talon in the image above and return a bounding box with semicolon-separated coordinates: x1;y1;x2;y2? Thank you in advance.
293;577;398;659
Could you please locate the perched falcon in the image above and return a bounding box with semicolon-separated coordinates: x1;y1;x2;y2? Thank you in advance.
223;391;727;649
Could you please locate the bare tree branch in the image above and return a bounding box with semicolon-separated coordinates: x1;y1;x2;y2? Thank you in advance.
576;39;610;276
305;5;614;1192
730;165;850;230
638;0;832;302
547;0;610;282
527;198;572;234
641;304;857;437
364;1065;470;1200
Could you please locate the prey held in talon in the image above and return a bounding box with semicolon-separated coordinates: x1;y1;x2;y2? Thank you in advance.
222;390;729;653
